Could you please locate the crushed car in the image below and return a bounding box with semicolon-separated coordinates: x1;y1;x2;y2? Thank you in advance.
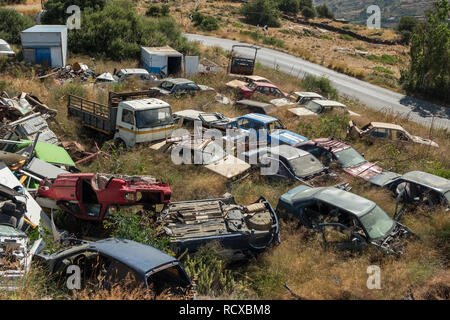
235;99;276;115
242;144;329;183
238;82;290;100
152;78;214;96
34;238;192;296
292;92;325;105
157;196;280;259
159;137;251;180
173;109;234;131
370;171;450;215
232;113;308;147
348;121;439;148
226;75;272;89
36;173;172;221
277;185;415;255
289;99;360;117
295;138;393;184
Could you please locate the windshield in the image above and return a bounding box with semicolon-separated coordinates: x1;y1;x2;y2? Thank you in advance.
289;154;324;177
160;81;175;91
202;141;227;164
0;44;12;52
305;101;322;113
444;191;450;203
267;120;285;133
334;147;367;168
0;224;26;237
247;82;257;90
359;206;395;240
135;107;172;129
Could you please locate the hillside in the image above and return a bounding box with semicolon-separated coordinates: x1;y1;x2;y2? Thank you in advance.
314;0;435;27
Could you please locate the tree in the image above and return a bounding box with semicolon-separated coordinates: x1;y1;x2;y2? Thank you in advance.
42;0;106;24
400;0;450;103
316;4;334;19
396;16;419;44
241;0;281;27
277;0;300;15
299;0;313;10
301;6;316;19
0;8;34;44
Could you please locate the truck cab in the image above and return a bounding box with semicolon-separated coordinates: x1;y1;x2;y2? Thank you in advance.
114;98;174;147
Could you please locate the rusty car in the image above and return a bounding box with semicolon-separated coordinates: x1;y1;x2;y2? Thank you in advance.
157;196;280;259
277;185;415;254
348;121;439;148
36;173;172;221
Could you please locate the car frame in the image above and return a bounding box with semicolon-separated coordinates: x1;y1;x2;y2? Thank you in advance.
277;185;415;254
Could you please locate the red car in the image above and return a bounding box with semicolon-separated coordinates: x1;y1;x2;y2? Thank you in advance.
295;138;387;182
238;82;290;99
37;173;172;221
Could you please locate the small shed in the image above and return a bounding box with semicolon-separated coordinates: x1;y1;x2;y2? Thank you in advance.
21;25;67;68
141;46;183;76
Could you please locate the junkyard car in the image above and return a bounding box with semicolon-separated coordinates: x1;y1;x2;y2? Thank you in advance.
232;113;308;146
157;196;280;259
295;138;390;183
348;121;439;148
235;99;276;115
0;39;15;57
277;185;414;254
292;92;325;105
238;82;290;99
113;68;159;84
173;109;234;130
36;173;172;221
34;238;192;295
226;75;272;89
371;171;450;212
242;144;328;182
153;78;214;96
161;137;251;180
289;99;359;117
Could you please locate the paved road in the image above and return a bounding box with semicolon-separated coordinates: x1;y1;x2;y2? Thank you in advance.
185;34;450;130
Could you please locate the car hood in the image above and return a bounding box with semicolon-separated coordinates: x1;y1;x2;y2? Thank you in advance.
411;135;439;148
368;171;402;187
343;161;384;180
270;130;308;146
205;155;251;179
154;87;171;95
198;84;215;91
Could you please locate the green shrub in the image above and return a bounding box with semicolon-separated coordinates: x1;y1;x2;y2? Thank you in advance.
0;8;34;44
301;74;338;99
396;16;419;44
374;66;393;74
65;1;199;60
301;6;316;19
191;12;220;31
366;54;402;65
340;34;354;41
278;0;300;15
146;4;170;17
316;4;334;19
241;0;281;27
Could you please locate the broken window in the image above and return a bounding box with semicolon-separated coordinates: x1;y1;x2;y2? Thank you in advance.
238;118;252;130
370;128;389;139
121;109;134;125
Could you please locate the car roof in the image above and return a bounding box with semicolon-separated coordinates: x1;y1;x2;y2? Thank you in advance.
240;113;279;124
296;138;350;153
268;145;311;160
370;122;405;131
245;75;269;81
293;92;323;98
0;39;9;45
309;100;347;107
282;186;376;216
87;238;178;275
119;68;149;75
251;82;278;88
401;171;450;193
121;98;171;110
163;78;193;84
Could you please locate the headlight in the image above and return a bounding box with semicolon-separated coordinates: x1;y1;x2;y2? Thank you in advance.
125;193;135;201
136;192;142;201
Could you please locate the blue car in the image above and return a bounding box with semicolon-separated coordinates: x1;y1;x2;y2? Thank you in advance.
232;113;308;146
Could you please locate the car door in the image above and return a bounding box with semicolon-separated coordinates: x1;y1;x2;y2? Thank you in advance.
116;107;137;147
368;127;390;142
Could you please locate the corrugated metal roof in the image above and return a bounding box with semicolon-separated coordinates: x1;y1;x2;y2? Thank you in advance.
141;46;182;55
21;25;67;33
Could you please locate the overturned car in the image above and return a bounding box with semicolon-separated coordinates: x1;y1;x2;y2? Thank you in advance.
157;196;280;260
36;173;172;221
277;186;415;255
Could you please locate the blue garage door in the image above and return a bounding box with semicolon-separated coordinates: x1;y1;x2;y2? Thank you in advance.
35;48;51;66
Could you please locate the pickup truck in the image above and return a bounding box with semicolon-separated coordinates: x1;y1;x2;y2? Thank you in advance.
67;90;174;147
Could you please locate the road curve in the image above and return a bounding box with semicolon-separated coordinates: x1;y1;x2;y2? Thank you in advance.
185;33;450;130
